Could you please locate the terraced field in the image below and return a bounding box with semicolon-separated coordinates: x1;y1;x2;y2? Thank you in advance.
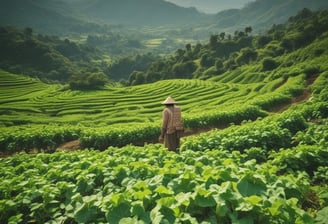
0;66;313;153
0;70;298;125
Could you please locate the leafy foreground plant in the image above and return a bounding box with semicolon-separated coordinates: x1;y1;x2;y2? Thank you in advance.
0;145;316;223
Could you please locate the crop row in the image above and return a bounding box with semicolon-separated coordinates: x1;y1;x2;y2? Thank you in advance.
1;144;324;223
180;100;328;153
0;71;302;126
0;71;310;152
0;125;81;153
0;104;267;152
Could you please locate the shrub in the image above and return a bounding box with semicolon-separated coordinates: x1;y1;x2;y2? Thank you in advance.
270;145;328;178
69;72;107;90
262;57;278;71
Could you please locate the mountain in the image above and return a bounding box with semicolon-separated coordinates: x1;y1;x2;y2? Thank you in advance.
72;0;208;26
1;0;328;36
212;0;328;32
165;0;253;14
0;0;209;34
0;0;86;33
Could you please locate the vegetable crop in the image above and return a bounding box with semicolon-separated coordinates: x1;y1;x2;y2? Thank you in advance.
0;145;317;223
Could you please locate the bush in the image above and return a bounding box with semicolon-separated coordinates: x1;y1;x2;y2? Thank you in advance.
262;57;278;71
277;112;308;134
270;145;328;178
69;72;107;90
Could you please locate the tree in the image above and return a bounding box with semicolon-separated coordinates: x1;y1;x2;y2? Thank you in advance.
69;72;107;90
209;34;218;49
129;71;145;85
185;43;192;52
256;35;272;48
200;53;215;68
236;47;258;65
175;48;185;61
245;26;252;36
24;27;33;38
262;57;278;71
215;59;223;70
219;32;225;40
172;61;197;79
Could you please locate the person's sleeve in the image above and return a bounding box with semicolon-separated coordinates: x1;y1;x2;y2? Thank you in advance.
161;109;169;136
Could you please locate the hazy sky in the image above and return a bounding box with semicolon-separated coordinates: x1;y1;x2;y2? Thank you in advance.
165;0;254;14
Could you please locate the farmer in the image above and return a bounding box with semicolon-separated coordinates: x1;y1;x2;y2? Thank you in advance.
159;96;184;151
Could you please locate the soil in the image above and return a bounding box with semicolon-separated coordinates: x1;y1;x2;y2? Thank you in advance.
268;74;318;113
57;140;81;151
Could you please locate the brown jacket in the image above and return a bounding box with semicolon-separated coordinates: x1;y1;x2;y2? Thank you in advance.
162;106;183;134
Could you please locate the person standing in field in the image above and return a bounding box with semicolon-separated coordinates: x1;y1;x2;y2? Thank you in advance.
159;96;184;151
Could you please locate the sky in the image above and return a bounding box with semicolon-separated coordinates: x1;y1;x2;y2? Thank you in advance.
165;0;254;14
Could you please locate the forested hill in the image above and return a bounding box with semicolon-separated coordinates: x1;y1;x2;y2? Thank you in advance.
2;0;328;35
211;0;328;32
0;0;90;34
0;0;208;33
0;26;105;84
73;0;208;26
126;9;328;85
1;9;327;88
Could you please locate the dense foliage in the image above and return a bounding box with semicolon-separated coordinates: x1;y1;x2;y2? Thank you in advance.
1;144;326;223
0;26;107;86
127;9;328;85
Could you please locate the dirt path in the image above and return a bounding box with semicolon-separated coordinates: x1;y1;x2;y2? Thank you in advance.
57;140;81;151
268;74;317;113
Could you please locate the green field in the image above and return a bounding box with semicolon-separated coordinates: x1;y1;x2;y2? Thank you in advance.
1;66;328;223
1;31;328;224
0;68;305;152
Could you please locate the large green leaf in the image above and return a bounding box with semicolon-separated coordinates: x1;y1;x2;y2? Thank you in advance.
314;206;328;224
268;199;283;216
216;201;229;217
175;192;192;207
234;216;254;224
237;173;267;197
156;196;176;207
106;203;131;224
119;217;146;224
194;187;216;207
155;186;174;196
74;203;100;223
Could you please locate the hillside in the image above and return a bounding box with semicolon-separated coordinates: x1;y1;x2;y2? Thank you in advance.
0;0;90;34
2;0;328;37
211;0;328;32
0;0;208;33
0;26;107;83
126;9;328;84
166;0;252;14
74;0;208;26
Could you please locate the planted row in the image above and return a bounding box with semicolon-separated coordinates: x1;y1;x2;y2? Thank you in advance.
0;125;80;153
0;104;267;152
181;111;308;152
0;145;316;223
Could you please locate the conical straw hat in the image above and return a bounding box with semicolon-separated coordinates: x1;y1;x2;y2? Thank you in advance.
161;96;177;105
